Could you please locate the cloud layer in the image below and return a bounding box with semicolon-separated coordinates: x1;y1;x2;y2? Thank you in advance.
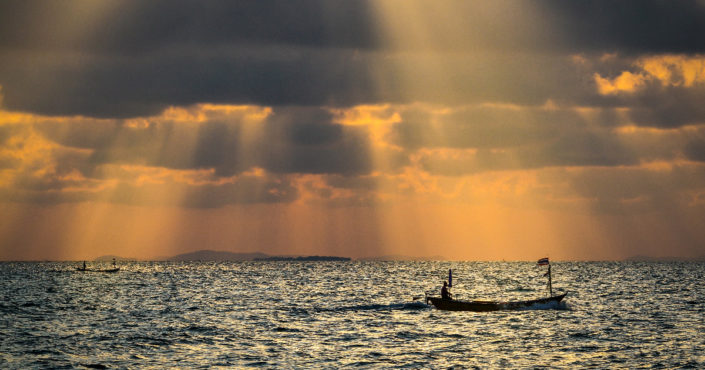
2;1;705;259
1;1;704;117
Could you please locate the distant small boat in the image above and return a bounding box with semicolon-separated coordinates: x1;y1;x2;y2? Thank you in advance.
76;258;119;273
426;257;566;312
426;293;566;311
75;267;120;273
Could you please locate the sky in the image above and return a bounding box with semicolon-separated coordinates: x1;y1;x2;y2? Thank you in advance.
2;0;705;261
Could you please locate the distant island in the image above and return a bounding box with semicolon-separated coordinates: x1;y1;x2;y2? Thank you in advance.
254;255;351;262
141;250;349;262
78;250;445;262
91;250;449;262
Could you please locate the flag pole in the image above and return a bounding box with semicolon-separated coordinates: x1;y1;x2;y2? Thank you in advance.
448;268;452;288
538;257;551;297
548;263;553;297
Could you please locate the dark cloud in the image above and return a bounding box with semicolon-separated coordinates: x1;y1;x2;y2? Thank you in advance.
418;129;639;176
34;119;120;150
0;1;379;53
1;47;592;118
390;106;591;150
684;138;705;162
627;86;705;128
190;121;243;174
406;106;639;175
3;1;702;55
288;120;343;146
390;105;639;168
33;106;373;177
260;109;372;175
181;179;299;208
566;164;705;214
0;47;379;118
537;130;638;167
2;1;703;118
0;0;382;118
546;1;705;55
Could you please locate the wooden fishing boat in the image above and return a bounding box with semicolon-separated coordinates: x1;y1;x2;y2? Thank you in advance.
426;257;566;311
426;293;566;311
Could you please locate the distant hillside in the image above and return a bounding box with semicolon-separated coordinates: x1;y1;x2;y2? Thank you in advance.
167;250;269;261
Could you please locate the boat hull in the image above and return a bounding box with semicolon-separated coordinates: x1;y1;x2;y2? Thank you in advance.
427;293;566;311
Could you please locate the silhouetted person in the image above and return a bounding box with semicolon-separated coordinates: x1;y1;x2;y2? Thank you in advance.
82;261;86;270
112;258;116;268
441;281;452;300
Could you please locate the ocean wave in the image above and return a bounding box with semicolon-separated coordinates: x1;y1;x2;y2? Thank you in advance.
1;261;703;368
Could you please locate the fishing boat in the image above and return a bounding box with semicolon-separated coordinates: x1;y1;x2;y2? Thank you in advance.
425;258;566;312
75;259;120;273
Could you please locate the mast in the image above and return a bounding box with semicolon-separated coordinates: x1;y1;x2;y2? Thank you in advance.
537;257;551;297
448;269;452;288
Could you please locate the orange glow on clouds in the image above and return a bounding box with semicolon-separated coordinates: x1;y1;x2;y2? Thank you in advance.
595;55;705;95
3;96;705;261
3;0;705;266
594;71;647;95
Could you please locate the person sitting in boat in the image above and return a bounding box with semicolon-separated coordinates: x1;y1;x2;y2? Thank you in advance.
441;281;452;300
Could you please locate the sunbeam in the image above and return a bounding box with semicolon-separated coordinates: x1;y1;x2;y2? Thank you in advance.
2;2;705;261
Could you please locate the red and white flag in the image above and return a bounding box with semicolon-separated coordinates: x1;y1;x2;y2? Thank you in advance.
537;257;549;266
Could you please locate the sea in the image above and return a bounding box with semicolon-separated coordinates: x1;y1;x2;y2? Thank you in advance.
1;261;703;368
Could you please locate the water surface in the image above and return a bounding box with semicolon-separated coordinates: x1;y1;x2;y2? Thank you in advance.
1;261;703;368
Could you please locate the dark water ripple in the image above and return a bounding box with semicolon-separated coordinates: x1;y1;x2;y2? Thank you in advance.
1;261;704;368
